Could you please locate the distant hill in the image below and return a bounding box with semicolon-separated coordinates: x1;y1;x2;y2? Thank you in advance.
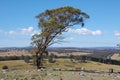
0;47;120;59
0;47;32;52
48;47;120;57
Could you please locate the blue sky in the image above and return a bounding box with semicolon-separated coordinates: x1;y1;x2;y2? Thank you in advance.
0;0;120;47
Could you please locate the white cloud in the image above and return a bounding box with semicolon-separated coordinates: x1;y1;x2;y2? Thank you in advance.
63;37;74;41
20;27;35;35
115;31;120;37
67;28;102;36
8;31;17;35
4;27;36;36
0;27;37;36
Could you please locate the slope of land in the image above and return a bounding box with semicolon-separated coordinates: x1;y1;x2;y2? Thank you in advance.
0;59;120;80
0;59;120;71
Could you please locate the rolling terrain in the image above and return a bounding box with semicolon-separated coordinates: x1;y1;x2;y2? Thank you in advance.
0;47;120;61
0;59;120;80
0;47;120;80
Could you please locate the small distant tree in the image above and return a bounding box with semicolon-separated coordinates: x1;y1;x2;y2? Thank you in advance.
49;53;56;63
24;56;30;63
31;6;89;69
117;44;120;56
69;54;74;62
79;56;86;63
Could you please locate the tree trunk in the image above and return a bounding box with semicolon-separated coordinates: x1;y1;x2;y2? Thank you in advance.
36;53;39;69
36;52;43;69
39;53;43;67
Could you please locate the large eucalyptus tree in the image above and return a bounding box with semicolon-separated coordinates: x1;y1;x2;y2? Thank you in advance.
31;6;89;69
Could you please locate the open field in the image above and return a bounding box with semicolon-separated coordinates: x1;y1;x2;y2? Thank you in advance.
49;51;92;57
0;60;35;71
0;59;120;80
0;70;120;80
0;50;31;57
1;59;119;71
0;50;91;57
44;59;120;72
111;53;120;61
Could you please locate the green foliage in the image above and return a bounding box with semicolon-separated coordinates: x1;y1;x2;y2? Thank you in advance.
32;55;37;66
23;56;31;63
49;58;56;63
31;6;89;49
0;56;22;61
48;53;56;63
32;6;89;48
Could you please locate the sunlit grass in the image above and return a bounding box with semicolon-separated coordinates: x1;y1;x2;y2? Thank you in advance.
0;59;120;80
0;59;120;71
0;60;35;70
44;58;120;72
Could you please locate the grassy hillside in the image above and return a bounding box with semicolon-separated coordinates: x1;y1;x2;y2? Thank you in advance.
0;59;120;80
0;59;119;72
44;59;120;72
0;60;35;70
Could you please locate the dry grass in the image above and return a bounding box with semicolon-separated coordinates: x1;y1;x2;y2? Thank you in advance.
0;60;35;70
0;59;120;72
44;59;120;72
0;50;90;58
0;50;31;57
0;59;120;80
49;51;91;57
111;53;120;61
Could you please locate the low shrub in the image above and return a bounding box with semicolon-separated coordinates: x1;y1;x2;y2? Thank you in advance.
2;65;8;70
49;58;56;63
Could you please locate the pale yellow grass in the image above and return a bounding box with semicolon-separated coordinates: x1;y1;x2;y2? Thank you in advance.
0;51;90;57
49;51;91;57
0;50;31;56
44;59;120;72
0;59;120;72
111;53;120;61
0;59;120;80
0;60;35;70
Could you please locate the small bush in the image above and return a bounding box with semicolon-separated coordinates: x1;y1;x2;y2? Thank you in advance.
49;53;56;63
2;65;8;69
49;57;56;63
24;56;30;63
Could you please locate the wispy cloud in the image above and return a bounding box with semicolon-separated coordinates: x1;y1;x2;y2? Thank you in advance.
0;27;36;36
12;26;36;35
115;31;120;37
8;31;17;35
67;28;102;36
63;37;74;41
20;27;35;35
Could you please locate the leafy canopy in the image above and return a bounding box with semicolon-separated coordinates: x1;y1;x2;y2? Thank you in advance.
31;6;89;50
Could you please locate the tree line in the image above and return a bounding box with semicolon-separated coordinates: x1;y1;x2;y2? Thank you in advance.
0;55;31;62
69;55;120;65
